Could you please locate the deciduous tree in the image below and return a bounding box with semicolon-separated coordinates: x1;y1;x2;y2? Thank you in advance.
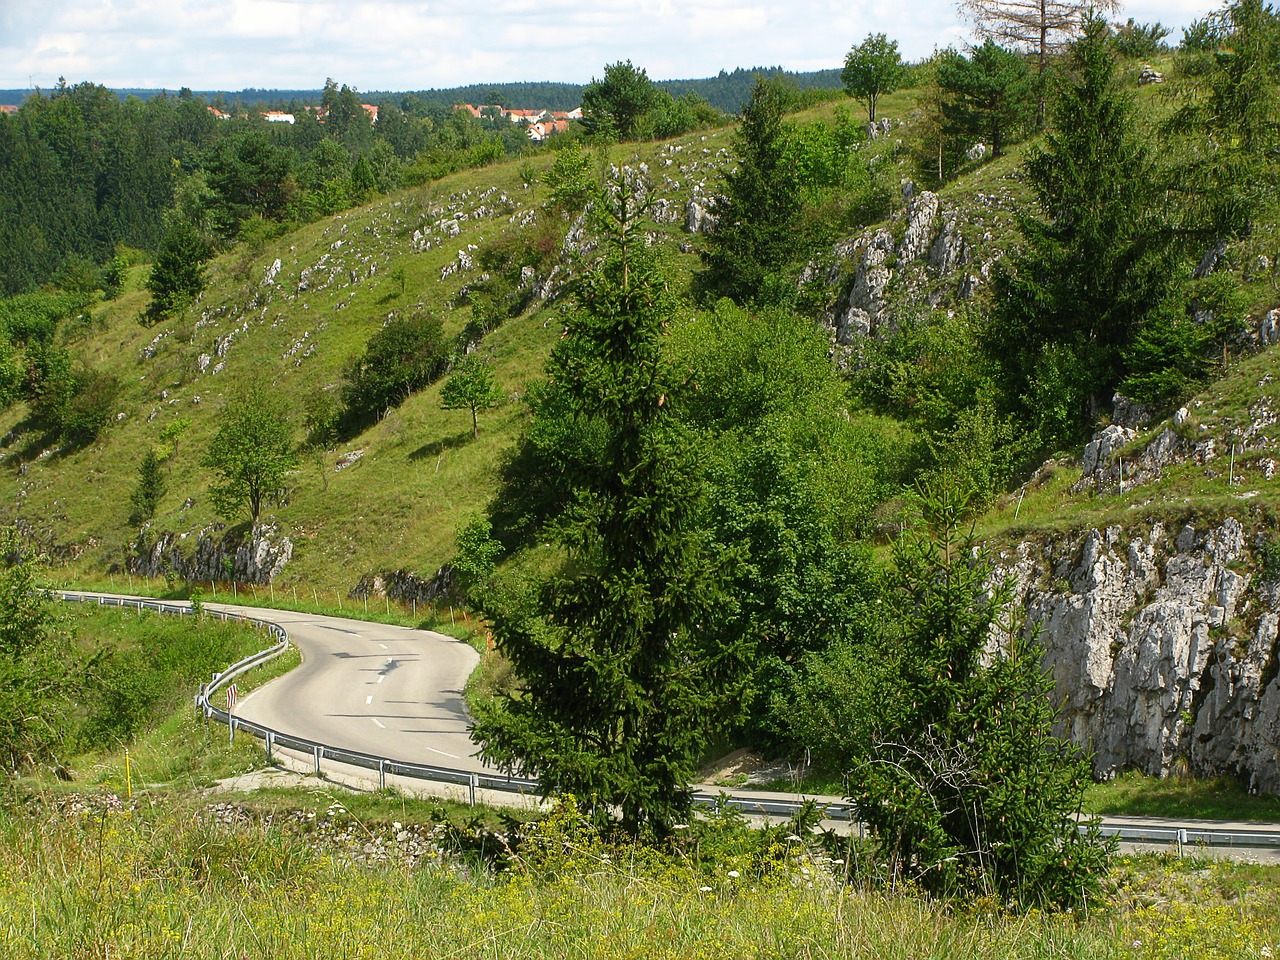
441;353;503;438
203;386;297;524
841;33;907;122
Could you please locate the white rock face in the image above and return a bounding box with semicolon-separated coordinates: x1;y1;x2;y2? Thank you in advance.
898;191;940;263
1002;518;1280;792
130;522;293;584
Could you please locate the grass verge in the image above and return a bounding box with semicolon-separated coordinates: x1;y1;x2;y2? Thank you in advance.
0;786;1277;959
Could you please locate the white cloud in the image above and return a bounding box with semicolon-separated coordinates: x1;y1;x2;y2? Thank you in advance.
0;0;1225;92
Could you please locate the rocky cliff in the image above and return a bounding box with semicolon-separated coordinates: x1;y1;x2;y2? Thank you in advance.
128;522;293;585
1000;516;1280;792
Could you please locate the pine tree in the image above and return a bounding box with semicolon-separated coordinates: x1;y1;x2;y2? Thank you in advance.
993;17;1182;444
700;76;801;303
472;170;742;836
144;220;211;325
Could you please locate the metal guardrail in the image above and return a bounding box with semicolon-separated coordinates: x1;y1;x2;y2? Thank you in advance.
56;590;1280;848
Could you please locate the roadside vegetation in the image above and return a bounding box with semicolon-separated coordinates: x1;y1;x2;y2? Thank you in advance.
1;786;1278;959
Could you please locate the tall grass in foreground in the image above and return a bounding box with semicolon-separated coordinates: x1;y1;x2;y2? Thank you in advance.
0;790;1276;960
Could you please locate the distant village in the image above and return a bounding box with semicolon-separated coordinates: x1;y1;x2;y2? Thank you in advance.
451;103;581;141
200;101;581;142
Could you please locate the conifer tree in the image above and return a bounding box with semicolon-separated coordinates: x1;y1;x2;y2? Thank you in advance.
993;17;1181;444
473;170;742;836
701;76;801;304
847;486;1112;907
129;448;166;525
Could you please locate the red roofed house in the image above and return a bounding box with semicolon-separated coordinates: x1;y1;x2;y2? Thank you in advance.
505;108;547;124
362;103;379;123
526;119;570;141
0;104;20;116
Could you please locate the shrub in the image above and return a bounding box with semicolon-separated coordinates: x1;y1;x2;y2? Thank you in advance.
341;310;448;427
59;365;123;443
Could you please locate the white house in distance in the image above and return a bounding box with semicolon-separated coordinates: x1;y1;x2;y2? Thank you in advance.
453;103;581;140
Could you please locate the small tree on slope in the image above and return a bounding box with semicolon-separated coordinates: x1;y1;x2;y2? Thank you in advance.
848;485;1112;908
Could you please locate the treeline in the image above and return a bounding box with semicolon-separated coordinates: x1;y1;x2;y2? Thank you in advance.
660;66;844;112
0;79;557;296
0;66;850;117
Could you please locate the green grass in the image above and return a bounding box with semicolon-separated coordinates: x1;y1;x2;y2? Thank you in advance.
1;786;1278;959
1084;772;1280;823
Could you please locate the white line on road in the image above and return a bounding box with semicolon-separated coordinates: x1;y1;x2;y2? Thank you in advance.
365;695;373;704
378;643;389;650
372;718;386;729
425;745;462;760
377;675;385;683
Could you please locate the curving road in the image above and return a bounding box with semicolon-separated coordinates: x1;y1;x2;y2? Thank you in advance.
62;592;1280;859
204;601;495;773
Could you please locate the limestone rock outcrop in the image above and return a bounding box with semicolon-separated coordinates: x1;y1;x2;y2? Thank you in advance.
1000;517;1280;792
128;522;292;584
349;566;455;604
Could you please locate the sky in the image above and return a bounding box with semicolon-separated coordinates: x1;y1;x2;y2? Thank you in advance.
0;0;1222;94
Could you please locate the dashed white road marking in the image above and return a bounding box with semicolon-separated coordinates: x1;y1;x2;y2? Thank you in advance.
372;718;386;729
365;695;373;704
377;675;385;684
424;745;461;760
378;643;389;650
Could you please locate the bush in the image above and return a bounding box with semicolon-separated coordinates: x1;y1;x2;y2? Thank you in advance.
59;366;124;443
341;310;448;427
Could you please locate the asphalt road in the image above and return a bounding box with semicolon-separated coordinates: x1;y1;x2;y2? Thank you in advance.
207;601;494;773
62;592;1280;859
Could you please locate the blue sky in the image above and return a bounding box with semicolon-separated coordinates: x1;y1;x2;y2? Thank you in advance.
0;0;1220;93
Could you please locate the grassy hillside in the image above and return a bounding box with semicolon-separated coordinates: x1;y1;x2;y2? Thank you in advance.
3;57;1277;598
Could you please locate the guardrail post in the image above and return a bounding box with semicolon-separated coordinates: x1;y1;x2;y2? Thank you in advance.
379;759;386;790
265;731;273;762
469;773;478;807
314;745;322;776
1177;828;1187;856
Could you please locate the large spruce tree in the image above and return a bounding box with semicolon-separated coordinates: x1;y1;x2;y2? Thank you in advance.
472;171;742;836
700;76;801;304
992;17;1181;445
